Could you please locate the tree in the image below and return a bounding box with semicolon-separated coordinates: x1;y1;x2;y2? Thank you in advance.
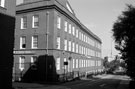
103;56;109;68
112;5;135;80
103;56;121;74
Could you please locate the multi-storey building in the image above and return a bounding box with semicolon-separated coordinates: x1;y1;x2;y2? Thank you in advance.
0;0;15;88
13;0;103;82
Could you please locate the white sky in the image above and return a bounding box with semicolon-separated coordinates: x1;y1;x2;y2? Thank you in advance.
16;0;135;58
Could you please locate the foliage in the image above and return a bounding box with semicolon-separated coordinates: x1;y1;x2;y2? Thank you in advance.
103;56;121;73
103;56;109;68
112;5;135;79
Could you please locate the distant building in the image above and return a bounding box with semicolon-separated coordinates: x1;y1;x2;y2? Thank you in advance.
13;0;103;82
0;0;15;88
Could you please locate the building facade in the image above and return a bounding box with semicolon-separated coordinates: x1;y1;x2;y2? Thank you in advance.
0;0;15;88
13;0;103;82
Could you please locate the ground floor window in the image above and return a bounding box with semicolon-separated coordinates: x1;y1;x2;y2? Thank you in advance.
19;56;25;71
56;57;60;70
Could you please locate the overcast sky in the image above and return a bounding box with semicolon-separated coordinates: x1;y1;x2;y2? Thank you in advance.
16;0;135;58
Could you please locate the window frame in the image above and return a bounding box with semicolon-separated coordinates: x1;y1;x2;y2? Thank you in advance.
19;56;25;71
21;16;27;29
20;36;26;49
57;16;61;29
32;15;39;28
0;0;5;7
32;35;38;49
56;36;61;49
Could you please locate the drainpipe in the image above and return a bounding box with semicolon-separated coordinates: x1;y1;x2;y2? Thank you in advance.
46;11;49;55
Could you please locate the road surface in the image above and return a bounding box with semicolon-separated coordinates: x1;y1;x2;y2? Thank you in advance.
62;74;130;89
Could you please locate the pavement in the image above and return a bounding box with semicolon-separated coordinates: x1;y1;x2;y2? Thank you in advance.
92;74;130;89
117;80;130;89
13;82;69;89
13;74;130;89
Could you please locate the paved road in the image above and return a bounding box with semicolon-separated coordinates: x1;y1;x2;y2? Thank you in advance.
62;75;130;89
13;74;130;89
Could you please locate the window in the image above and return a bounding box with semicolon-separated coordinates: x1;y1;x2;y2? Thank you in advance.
32;15;39;28
82;46;83;54
31;56;37;63
57;16;61;29
19;56;25;71
68;41;71;51
79;59;81;68
64;21;68;32
32;35;38;49
56;57;60;70
76;59;78;68
76;29;78;38
79;32;81;40
73;59;75;69
64;39;67;51
69;24;71;34
84;60;85;67
72;42;75;52
82;33;83;41
72;26;75;36
56;37;60;49
64;58;67;69
21;16;27;29
20;36;26;49
76;44;78;53
82;60;83;67
79;45;81;54
0;0;5;7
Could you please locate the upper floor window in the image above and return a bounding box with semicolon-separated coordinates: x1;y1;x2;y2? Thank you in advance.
76;44;78;53
73;59;75;69
20;36;26;49
64;39;67;51
32;15;39;28
79;32;81;40
76;29;78;38
72;42;75;52
57;16;61;29
32;35;38;49
56;37;60;49
0;0;5;7
21;16;27;29
69;24;71;34
72;26;75;36
76;59;78;68
64;21;68;32
68;41;71;51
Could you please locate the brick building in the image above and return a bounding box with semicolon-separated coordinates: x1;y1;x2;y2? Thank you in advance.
13;0;103;82
0;0;15;88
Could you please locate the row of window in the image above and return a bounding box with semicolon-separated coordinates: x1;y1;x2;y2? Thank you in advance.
0;0;5;7
57;16;101;49
20;15;101;50
56;57;102;71
19;56;37;71
20;35;101;57
21;15;39;29
20;36;38;49
56;37;101;57
18;56;101;71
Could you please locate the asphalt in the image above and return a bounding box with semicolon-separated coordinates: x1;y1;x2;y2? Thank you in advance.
13;74;130;89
